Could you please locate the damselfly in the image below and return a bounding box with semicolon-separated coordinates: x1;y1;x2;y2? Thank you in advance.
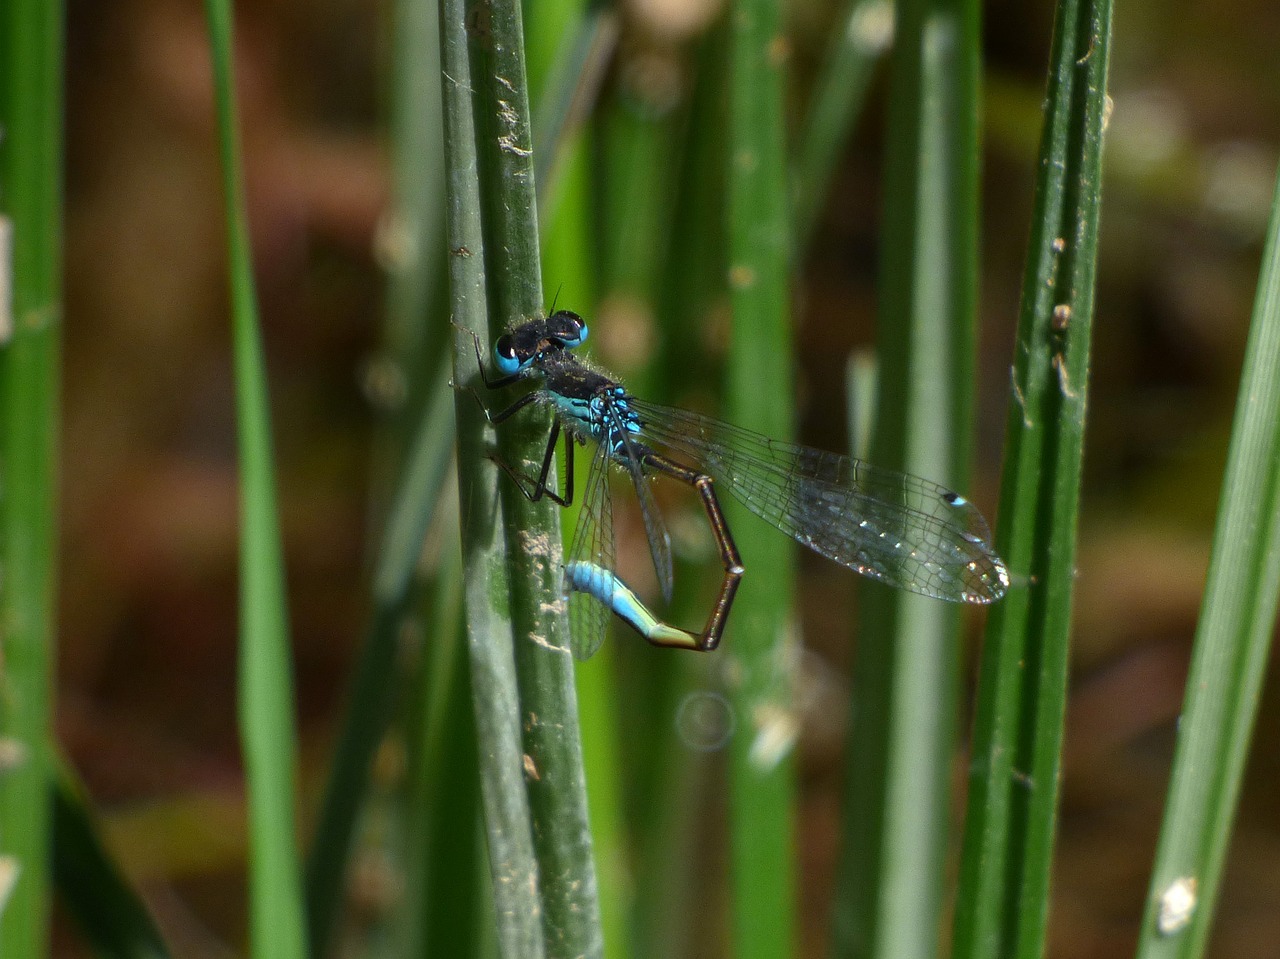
468;310;1009;659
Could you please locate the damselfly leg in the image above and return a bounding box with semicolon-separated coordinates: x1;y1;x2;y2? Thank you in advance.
487;420;578;508
632;452;743;651
561;446;743;654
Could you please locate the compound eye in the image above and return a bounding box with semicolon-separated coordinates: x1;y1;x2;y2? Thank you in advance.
549;310;588;348
494;335;523;375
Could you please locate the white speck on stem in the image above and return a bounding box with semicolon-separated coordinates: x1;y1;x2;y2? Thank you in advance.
497;136;532;157
1157;876;1197;935
0;738;27;773
0;857;20;914
749;703;798;771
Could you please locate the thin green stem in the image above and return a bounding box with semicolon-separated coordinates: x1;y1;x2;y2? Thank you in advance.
793;0;894;247
204;1;307;956
725;1;797;957
832;0;979;956
304;362;455;957
1133;161;1280;959
398;519;489;959
51;765;170;959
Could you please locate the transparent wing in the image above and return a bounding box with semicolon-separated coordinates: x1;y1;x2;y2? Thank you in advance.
628;399;1009;604
606;402;674;604
565;439;615;660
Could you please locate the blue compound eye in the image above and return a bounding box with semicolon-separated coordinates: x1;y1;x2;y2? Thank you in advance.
494;335;524;375
548;310;588;348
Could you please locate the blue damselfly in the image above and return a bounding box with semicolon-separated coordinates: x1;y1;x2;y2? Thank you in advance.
467;310;1008;659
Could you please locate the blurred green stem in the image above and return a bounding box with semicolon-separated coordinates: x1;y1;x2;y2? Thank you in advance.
304;361;455;957
205;1;308;956
725;0;798;956
0;0;62;952
52;766;170;959
832;0;979;956
794;0;894;246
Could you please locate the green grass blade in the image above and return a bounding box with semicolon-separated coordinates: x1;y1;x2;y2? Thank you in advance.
951;2;1112;958
204;2;307;956
725;1;797;957
304;363;455;956
831;0;980;956
793;0;894;247
1132;162;1280;959
381;0;446;375
439;0;548;954
0;0;62;953
396;516;491;959
530;3;613;208
598;104;683;335
588;30;731;959
606;35;731;958
657;30;728;363
302;6;450;930
51;766;170;959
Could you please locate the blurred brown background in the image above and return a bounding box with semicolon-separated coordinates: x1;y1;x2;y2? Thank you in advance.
55;0;1280;955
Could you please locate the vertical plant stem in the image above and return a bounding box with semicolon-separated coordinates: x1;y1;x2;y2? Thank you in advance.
204;2;307;957
627;34;731;959
725;1;797;957
304;362;456;957
1133;163;1280;959
0;0;62;953
951;1;1111;958
470;3;602;956
793;0;894;247
439;0;562;955
440;0;545;955
832;0;980;957
399;525;489;959
382;0;446;375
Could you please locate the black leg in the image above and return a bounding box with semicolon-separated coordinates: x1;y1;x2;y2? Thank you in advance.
492;422;576;508
454;322;523;390
485;390;540;425
454;324;544;425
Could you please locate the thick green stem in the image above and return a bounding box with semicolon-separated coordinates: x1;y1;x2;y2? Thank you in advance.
0;0;63;952
952;2;1112;957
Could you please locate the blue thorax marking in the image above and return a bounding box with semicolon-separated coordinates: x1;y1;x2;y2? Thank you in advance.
550;385;642;456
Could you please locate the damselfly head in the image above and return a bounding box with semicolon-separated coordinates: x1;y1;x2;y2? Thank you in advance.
494;310;589;374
